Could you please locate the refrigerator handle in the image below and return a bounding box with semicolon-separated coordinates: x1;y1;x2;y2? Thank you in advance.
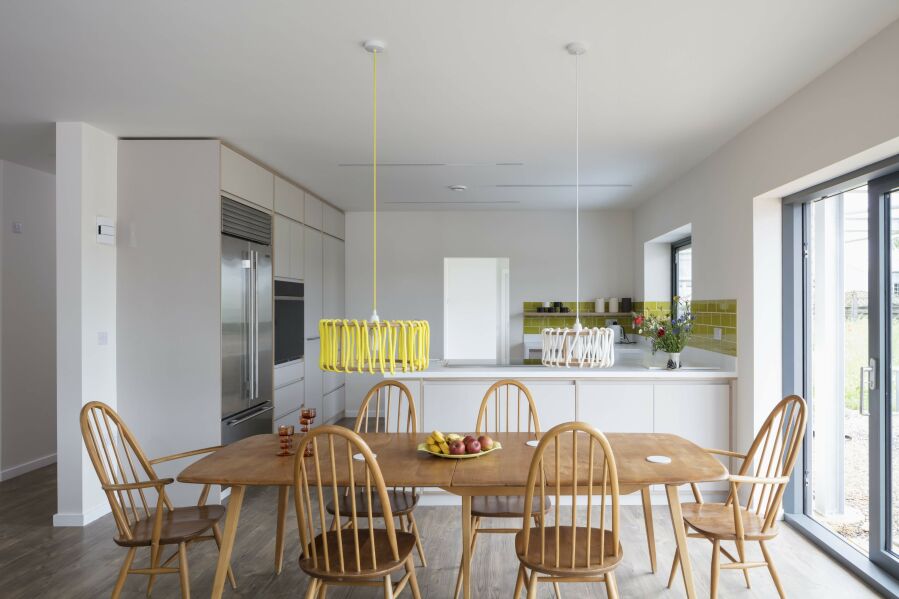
252;250;260;400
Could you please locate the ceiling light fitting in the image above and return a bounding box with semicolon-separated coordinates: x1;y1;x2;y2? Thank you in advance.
542;42;615;369
320;41;430;375
448;184;467;192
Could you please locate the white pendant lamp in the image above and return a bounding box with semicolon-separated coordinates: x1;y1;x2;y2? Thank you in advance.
320;40;430;374
541;42;615;368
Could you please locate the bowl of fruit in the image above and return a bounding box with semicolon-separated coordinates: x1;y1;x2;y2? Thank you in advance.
418;430;502;459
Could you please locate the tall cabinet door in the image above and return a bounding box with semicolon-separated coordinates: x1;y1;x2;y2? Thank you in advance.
323;235;345;396
304;227;324;424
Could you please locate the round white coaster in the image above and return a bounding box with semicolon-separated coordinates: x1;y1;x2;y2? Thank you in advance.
353;452;374;461
646;455;672;464
526;439;539;447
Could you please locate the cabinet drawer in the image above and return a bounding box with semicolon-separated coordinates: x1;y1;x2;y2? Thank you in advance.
275;360;305;388
274;408;301;432
274;380;304;419
221;145;273;210
323;385;345;424
275;176;303;221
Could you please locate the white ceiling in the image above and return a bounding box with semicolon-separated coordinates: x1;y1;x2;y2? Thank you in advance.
1;1;897;210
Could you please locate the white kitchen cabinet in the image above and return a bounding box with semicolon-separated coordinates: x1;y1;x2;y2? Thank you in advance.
527;382;576;431
304;339;323;424
274;176;303;222
304;194;324;231
274;408;301;432
274;379;304;419
323;385;345;424
289;221;305;281
322;235;345;394
220;145;273;210
323;204;345;239
273;215;291;279
304;227;323;327
654;383;731;490
578;382;654;432
421;382;487;432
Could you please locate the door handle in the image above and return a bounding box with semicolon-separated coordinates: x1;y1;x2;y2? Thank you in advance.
225;404;273;427
860;363;873;416
307;336;320;341
252;250;260;400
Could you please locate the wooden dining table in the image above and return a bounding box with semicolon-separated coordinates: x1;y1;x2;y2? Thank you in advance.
179;431;727;599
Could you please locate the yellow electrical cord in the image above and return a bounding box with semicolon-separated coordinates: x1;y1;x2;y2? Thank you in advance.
318;45;430;375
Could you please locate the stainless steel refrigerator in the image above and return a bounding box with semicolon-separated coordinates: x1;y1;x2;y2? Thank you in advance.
221;198;274;444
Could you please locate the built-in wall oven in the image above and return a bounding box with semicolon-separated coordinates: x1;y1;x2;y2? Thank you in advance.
275;280;304;365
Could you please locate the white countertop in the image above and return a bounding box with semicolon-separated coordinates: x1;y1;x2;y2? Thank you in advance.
390;347;737;381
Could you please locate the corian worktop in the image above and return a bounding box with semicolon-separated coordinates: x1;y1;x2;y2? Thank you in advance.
390;347;737;381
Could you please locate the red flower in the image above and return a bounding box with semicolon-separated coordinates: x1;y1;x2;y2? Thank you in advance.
634;315;644;326
657;328;666;337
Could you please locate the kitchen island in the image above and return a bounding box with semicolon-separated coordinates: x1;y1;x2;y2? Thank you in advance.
389;345;737;499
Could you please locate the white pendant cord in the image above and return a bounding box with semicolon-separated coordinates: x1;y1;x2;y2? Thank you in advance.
574;51;581;331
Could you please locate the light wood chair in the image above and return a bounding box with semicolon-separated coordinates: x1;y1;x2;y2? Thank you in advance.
80;401;236;599
667;394;808;599
294;425;422;599
326;380;427;567
514;421;624;599
452;379;561;599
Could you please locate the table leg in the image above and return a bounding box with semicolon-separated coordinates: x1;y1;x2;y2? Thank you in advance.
666;484;696;599
275;485;289;574
211;485;246;599
461;495;472;599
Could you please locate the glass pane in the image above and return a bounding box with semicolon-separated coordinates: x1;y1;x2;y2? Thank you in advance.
675;245;693;302
890;190;899;555
807;186;869;553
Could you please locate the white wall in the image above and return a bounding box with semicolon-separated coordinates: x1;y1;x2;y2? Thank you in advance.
116;140;222;506
633;18;899;452
55;122;118;526
344;209;634;411
0;161;56;480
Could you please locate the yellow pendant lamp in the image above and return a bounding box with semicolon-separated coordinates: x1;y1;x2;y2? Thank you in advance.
320;40;430;375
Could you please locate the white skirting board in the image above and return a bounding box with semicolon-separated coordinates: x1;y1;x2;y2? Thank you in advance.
53;502;110;527
0;452;57;481
416;487;730;507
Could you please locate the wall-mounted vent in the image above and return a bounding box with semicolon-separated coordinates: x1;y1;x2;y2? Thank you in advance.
222;197;271;245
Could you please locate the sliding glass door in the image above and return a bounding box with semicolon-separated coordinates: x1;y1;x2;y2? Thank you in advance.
801;170;899;575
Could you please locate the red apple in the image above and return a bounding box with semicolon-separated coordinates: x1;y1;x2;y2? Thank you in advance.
449;440;466;456
465;440;481;454
463;435;475;445
477;435;494;451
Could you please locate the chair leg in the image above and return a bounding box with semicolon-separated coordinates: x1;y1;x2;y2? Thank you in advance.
304;578;320;599
513;564;526;599
710;540;720;599
178;542;190;599
666;549;680;588
735;536;751;588
453;516;479;599
147;541;160;597
552;580;562;598
605;571;620;599
112;547;136;599
318;583;328;599
526;569;539;599
406;556;423;599
275;485;289;575
760;541;786;599
383;574;394;599
408;511;428;567
640;487;658;573
211;523;237;589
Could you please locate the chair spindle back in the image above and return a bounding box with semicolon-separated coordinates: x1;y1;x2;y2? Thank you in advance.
521;421;620;570
732;394;807;532
476;379;541;434
355;380;417;434
293;425;401;575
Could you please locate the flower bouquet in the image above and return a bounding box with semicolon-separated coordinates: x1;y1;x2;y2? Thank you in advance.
634;297;694;369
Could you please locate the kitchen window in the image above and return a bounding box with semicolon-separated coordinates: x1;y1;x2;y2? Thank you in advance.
671;236;692;314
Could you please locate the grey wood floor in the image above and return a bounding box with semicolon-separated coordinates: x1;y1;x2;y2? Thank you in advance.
0;463;884;598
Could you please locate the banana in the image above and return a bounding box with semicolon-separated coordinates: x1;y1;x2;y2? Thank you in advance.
431;430;445;443
425;435;436;445
427;444;440;453
438;442;450;455
446;433;462;442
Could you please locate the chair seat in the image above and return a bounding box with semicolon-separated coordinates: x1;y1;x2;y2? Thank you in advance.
115;505;225;547
326;489;419;518
681;502;778;541
515;526;623;576
300;529;417;579
471;495;552;518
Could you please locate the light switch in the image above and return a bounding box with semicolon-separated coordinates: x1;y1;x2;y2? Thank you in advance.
713;327;722;341
12;222;23;234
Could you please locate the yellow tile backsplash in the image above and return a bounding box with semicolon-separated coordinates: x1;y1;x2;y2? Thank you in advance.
522;298;737;357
